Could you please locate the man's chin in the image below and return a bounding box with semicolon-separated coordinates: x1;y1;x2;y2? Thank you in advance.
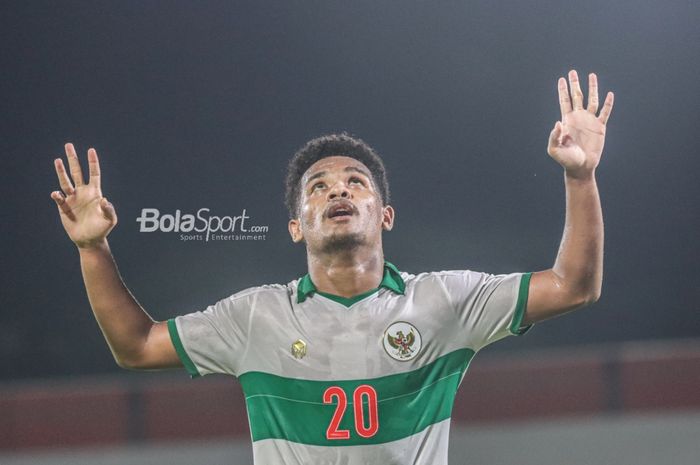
319;232;367;254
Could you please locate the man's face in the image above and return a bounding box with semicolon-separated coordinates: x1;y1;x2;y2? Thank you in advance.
288;156;394;254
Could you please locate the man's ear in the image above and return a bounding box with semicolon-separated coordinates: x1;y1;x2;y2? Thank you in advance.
288;218;304;243
381;205;395;231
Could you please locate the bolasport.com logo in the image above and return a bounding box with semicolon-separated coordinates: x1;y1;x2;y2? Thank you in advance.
136;208;269;242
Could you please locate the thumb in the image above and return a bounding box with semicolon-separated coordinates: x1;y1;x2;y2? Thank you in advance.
547;121;562;154
100;197;117;223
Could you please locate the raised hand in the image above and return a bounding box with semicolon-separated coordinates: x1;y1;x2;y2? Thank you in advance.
547;70;614;178
51;143;117;248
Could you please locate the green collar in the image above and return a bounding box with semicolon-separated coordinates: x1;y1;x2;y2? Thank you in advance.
297;261;405;306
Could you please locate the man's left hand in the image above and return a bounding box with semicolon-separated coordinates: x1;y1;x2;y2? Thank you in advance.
547;70;614;179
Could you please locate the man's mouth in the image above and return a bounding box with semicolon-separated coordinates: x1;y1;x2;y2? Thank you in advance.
326;201;356;219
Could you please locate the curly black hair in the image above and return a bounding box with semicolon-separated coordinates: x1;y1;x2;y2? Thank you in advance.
284;133;391;219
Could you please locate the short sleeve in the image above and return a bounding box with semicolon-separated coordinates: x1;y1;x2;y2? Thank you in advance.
168;293;252;378
438;270;532;352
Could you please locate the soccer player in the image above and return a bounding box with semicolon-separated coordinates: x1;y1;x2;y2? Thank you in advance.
51;70;614;464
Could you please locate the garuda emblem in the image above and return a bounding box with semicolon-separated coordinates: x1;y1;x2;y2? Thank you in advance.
383;322;422;361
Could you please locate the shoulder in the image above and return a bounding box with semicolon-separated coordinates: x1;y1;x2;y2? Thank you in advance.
214;282;292;310
230;282;290;299
400;269;504;306
402;269;488;289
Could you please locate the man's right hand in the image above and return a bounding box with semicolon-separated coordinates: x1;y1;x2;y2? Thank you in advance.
50;143;181;371
51;143;117;249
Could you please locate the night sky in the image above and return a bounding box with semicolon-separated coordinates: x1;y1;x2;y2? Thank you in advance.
1;0;698;381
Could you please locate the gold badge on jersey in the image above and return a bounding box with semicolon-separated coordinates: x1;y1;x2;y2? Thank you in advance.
291;339;307;359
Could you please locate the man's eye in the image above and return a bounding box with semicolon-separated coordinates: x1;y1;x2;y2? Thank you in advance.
311;182;325;191
349;177;364;185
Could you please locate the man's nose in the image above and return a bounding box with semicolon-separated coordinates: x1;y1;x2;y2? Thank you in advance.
327;182;350;200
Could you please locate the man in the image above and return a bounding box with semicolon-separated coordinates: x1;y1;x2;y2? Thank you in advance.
51;70;614;465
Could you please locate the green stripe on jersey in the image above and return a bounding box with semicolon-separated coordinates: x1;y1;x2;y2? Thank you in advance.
238;348;474;446
167;318;200;378
509;272;532;336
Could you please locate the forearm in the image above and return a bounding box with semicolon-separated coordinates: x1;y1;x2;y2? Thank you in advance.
78;239;156;367
552;171;603;302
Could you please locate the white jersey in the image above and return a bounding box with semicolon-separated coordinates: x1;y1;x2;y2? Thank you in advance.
168;262;531;465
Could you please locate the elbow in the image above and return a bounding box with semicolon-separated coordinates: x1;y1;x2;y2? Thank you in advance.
114;353;143;370
567;274;602;308
586;280;603;304
582;291;601;306
578;286;602;307
114;356;134;370
561;283;601;309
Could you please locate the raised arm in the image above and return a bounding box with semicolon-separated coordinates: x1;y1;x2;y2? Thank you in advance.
524;70;614;326
51;143;180;370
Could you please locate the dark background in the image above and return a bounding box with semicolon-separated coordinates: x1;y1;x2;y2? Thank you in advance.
1;0;698;381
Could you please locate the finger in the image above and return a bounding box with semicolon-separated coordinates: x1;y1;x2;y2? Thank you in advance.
51;191;75;219
54;158;75;195
568;70;584;111
587;73;599;114
547;121;562;153
64;143;85;187
598;91;615;125
87;148;101;188
100;197;117;223
557;77;572;119
549;121;562;144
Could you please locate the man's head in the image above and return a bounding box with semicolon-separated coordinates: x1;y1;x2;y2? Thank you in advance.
285;133;394;254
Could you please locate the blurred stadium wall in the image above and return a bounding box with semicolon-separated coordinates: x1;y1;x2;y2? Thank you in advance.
1;338;699;464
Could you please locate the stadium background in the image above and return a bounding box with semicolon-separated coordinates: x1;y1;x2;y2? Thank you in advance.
1;0;698;463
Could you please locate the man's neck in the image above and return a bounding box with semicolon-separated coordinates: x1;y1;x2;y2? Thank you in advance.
307;249;385;298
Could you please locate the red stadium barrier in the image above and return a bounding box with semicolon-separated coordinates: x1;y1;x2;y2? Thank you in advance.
1;339;699;451
618;341;700;412
140;377;248;441
0;381;130;449
455;352;608;422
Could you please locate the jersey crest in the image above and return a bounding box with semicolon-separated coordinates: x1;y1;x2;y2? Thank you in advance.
383;321;422;361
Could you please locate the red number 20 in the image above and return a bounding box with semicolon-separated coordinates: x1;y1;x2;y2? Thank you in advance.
323;385;379;440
